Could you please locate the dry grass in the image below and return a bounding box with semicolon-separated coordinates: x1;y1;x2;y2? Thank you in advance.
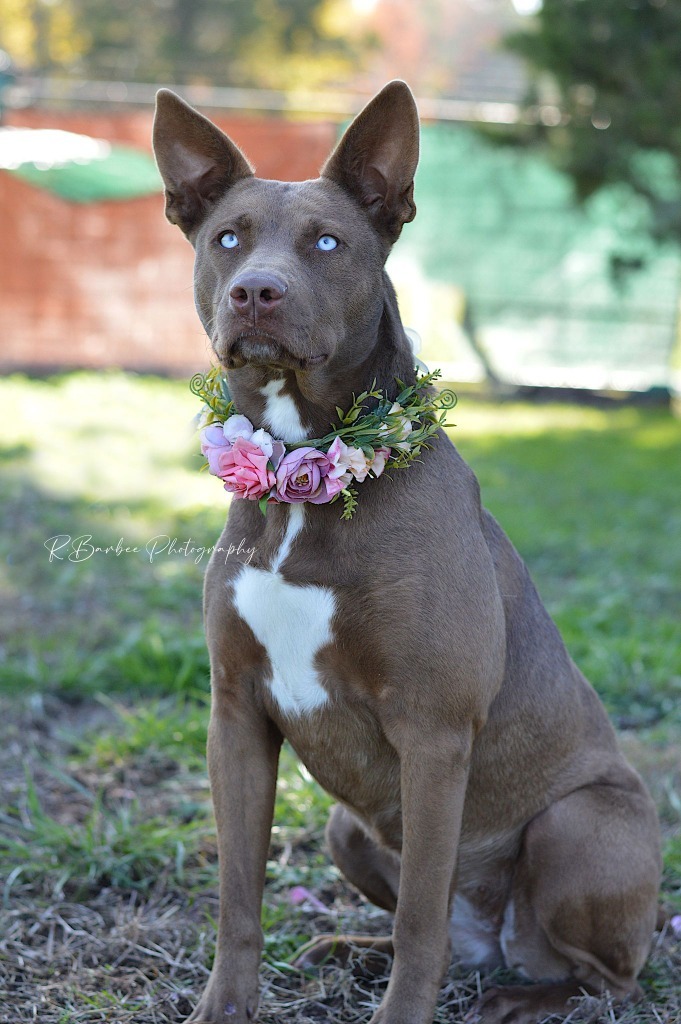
1;697;680;1024
2;892;679;1024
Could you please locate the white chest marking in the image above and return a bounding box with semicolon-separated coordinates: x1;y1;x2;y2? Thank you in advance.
233;505;334;717
260;378;307;442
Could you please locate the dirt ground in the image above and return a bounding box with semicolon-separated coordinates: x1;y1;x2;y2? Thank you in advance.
1;697;679;1024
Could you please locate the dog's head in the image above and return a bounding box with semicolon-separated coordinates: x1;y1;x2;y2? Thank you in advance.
152;82;419;373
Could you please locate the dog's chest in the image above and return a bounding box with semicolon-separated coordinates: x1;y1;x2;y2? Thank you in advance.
232;505;335;716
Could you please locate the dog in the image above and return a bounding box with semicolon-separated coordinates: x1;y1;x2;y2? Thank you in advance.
152;81;661;1024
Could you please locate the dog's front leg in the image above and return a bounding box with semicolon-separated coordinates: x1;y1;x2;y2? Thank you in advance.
374;721;473;1024
187;690;282;1024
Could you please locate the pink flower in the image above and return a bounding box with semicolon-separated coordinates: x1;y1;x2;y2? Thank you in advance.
216;437;275;500
326;436;362;486
275;447;333;503
201;416;285;479
327;436;368;483
326;437;391;491
200;423;233;476
288;886;329;913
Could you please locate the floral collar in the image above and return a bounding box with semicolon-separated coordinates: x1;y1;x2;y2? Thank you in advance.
191;367;456;519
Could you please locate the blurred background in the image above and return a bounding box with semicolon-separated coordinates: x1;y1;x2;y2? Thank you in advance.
1;0;681;390
1;4;680;1023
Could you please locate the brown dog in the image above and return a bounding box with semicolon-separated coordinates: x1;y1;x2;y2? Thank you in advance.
152;81;661;1024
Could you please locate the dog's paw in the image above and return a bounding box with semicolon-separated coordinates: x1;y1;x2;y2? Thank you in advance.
464;987;531;1024
184;981;258;1024
464;981;590;1024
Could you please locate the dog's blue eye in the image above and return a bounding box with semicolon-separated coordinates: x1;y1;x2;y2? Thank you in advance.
316;235;339;251
220;231;239;249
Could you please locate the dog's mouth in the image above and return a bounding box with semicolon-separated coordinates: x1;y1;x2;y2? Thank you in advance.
221;331;328;371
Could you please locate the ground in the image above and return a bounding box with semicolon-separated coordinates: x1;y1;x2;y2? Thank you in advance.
0;373;680;1023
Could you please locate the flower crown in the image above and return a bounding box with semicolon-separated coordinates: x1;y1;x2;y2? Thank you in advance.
191;367;456;519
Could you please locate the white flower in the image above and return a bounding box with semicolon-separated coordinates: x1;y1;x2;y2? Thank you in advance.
368;446;391;478
250;427;276;459
223;414;254;444
379;403;413;450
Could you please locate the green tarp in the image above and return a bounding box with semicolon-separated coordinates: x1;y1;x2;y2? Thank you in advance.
389;124;681;391
9;144;162;202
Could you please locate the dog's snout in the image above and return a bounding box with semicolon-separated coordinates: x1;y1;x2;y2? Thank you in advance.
229;272;288;314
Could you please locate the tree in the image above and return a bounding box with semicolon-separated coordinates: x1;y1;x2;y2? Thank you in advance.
504;0;681;241
0;0;369;91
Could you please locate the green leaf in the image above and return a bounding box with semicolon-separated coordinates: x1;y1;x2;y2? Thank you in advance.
340;487;358;520
258;496;270;517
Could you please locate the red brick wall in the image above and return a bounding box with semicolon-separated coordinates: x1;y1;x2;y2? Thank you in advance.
0;110;337;375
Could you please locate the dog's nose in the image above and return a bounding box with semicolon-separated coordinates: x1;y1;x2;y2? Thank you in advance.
229;272;288;314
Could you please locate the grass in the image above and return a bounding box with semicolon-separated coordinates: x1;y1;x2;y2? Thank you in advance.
0;371;680;1023
1;775;209;901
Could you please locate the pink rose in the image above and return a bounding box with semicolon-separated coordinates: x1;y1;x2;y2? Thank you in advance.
200;423;233;476
275;447;333;503
216;437;275;500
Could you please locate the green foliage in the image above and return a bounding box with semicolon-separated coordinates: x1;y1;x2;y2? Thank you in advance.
663;833;681;912
82;695;210;768
505;0;681;240
340;485;358;520
455;405;681;730
191;367;234;426
0;0;368;90
0;774;211;900
273;744;333;841
0;618;210;697
305;368;455;455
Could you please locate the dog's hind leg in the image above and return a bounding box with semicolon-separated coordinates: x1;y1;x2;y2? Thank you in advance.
294;804;399;973
327;804;400;912
467;780;661;1024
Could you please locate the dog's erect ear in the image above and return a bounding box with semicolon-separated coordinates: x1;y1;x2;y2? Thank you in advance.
321;80;419;243
153;89;253;236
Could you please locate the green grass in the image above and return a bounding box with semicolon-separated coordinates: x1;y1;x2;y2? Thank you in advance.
1;372;680;1022
0;773;213;901
453;404;681;731
2;374;680;721
0;371;218;697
